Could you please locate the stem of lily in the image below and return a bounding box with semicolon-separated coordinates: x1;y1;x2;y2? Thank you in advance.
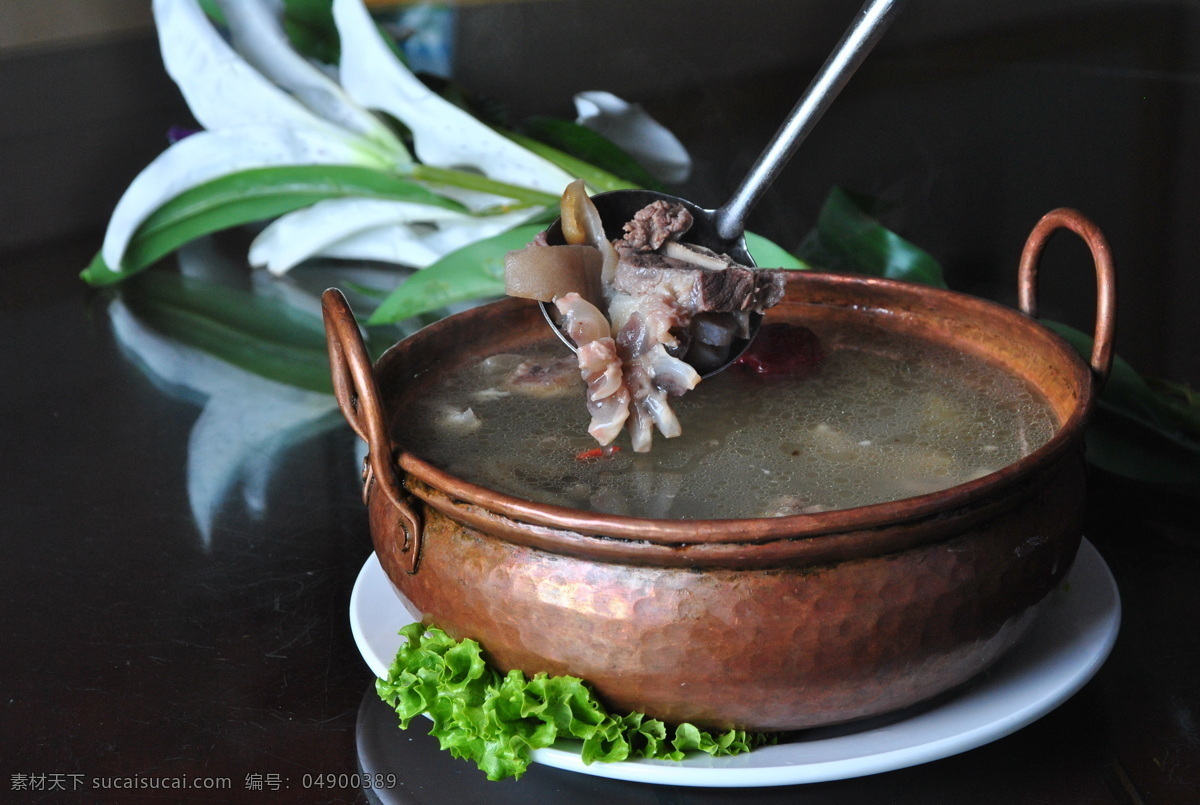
411;164;561;207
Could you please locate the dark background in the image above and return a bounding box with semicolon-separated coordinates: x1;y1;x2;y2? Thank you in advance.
5;0;1198;386
2;2;1197;803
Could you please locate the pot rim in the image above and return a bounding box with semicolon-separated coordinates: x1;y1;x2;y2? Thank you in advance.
384;269;1097;547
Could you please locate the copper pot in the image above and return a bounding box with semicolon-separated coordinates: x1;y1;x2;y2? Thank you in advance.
323;208;1115;732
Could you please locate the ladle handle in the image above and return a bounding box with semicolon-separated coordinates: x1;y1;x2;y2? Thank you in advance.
322;288;423;571
1017;208;1117;389
714;0;909;242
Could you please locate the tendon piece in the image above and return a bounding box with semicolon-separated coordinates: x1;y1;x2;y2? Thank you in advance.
578;340;631;444
608;293;682;354
643;343;701;397
640;380;683;438
623;346;696;449
612;308;699;451
556;290;611;345
582;344;623;400
556;293;632;445
624;390;654;453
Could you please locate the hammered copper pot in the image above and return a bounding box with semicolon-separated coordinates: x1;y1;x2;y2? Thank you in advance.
323;208;1116;732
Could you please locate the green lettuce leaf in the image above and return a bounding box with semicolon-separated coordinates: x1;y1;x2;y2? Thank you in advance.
376;623;772;781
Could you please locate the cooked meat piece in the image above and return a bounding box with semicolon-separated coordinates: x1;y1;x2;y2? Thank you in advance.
501;354;580;397
502;186;793;452
612;248;787;314
620;200;694;251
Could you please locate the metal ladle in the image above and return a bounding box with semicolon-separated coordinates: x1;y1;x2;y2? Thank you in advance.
542;0;909;375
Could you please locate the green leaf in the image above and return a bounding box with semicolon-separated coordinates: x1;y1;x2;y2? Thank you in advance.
362;223;809;327
282;0;340;64
1042;320;1200;485
517;116;665;191
376;623;769;781
120;272;334;394
745;231;810;270
366;223;544;324
797;186;947;287
280;0;410;66
501;129;641;194
82;165;464;286
410;164;562;207
1144;377;1200;436
197;0;226;26
1084;407;1200;487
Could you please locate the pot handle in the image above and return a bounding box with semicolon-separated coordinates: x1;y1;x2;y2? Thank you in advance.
1017;208;1117;389
321;288;423;572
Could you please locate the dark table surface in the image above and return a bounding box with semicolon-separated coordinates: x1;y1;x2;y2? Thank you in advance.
3;1;1199;802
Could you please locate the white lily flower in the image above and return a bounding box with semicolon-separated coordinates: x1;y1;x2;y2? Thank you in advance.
332;0;572;196
102;124;392;272
103;0;408;274
574;91;692;185
249;198;471;274
300;206;544;269
98;0;699;285
100;0;572;278
157;0;345;136
213;0;402;150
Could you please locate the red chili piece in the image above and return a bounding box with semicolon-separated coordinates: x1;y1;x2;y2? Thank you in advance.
575;445;622;460
733;323;824;377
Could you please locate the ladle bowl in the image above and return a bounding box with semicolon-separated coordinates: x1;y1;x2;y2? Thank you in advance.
538;188;760;375
539;0;910;375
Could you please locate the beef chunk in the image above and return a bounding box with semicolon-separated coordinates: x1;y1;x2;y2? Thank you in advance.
620;201;693;251
611;248;786;313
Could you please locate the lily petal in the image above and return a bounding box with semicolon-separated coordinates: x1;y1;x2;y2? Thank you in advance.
102;125;388;272
574;91;692;185
332;0;572;193
248;197;470;274
314;207;543;269
213;0;407;157
155;0;346;137
108;298;337;547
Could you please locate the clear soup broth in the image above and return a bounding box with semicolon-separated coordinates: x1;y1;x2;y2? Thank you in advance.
398;320;1058;519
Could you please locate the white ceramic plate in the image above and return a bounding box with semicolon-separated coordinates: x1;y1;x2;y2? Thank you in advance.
350;539;1119;788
